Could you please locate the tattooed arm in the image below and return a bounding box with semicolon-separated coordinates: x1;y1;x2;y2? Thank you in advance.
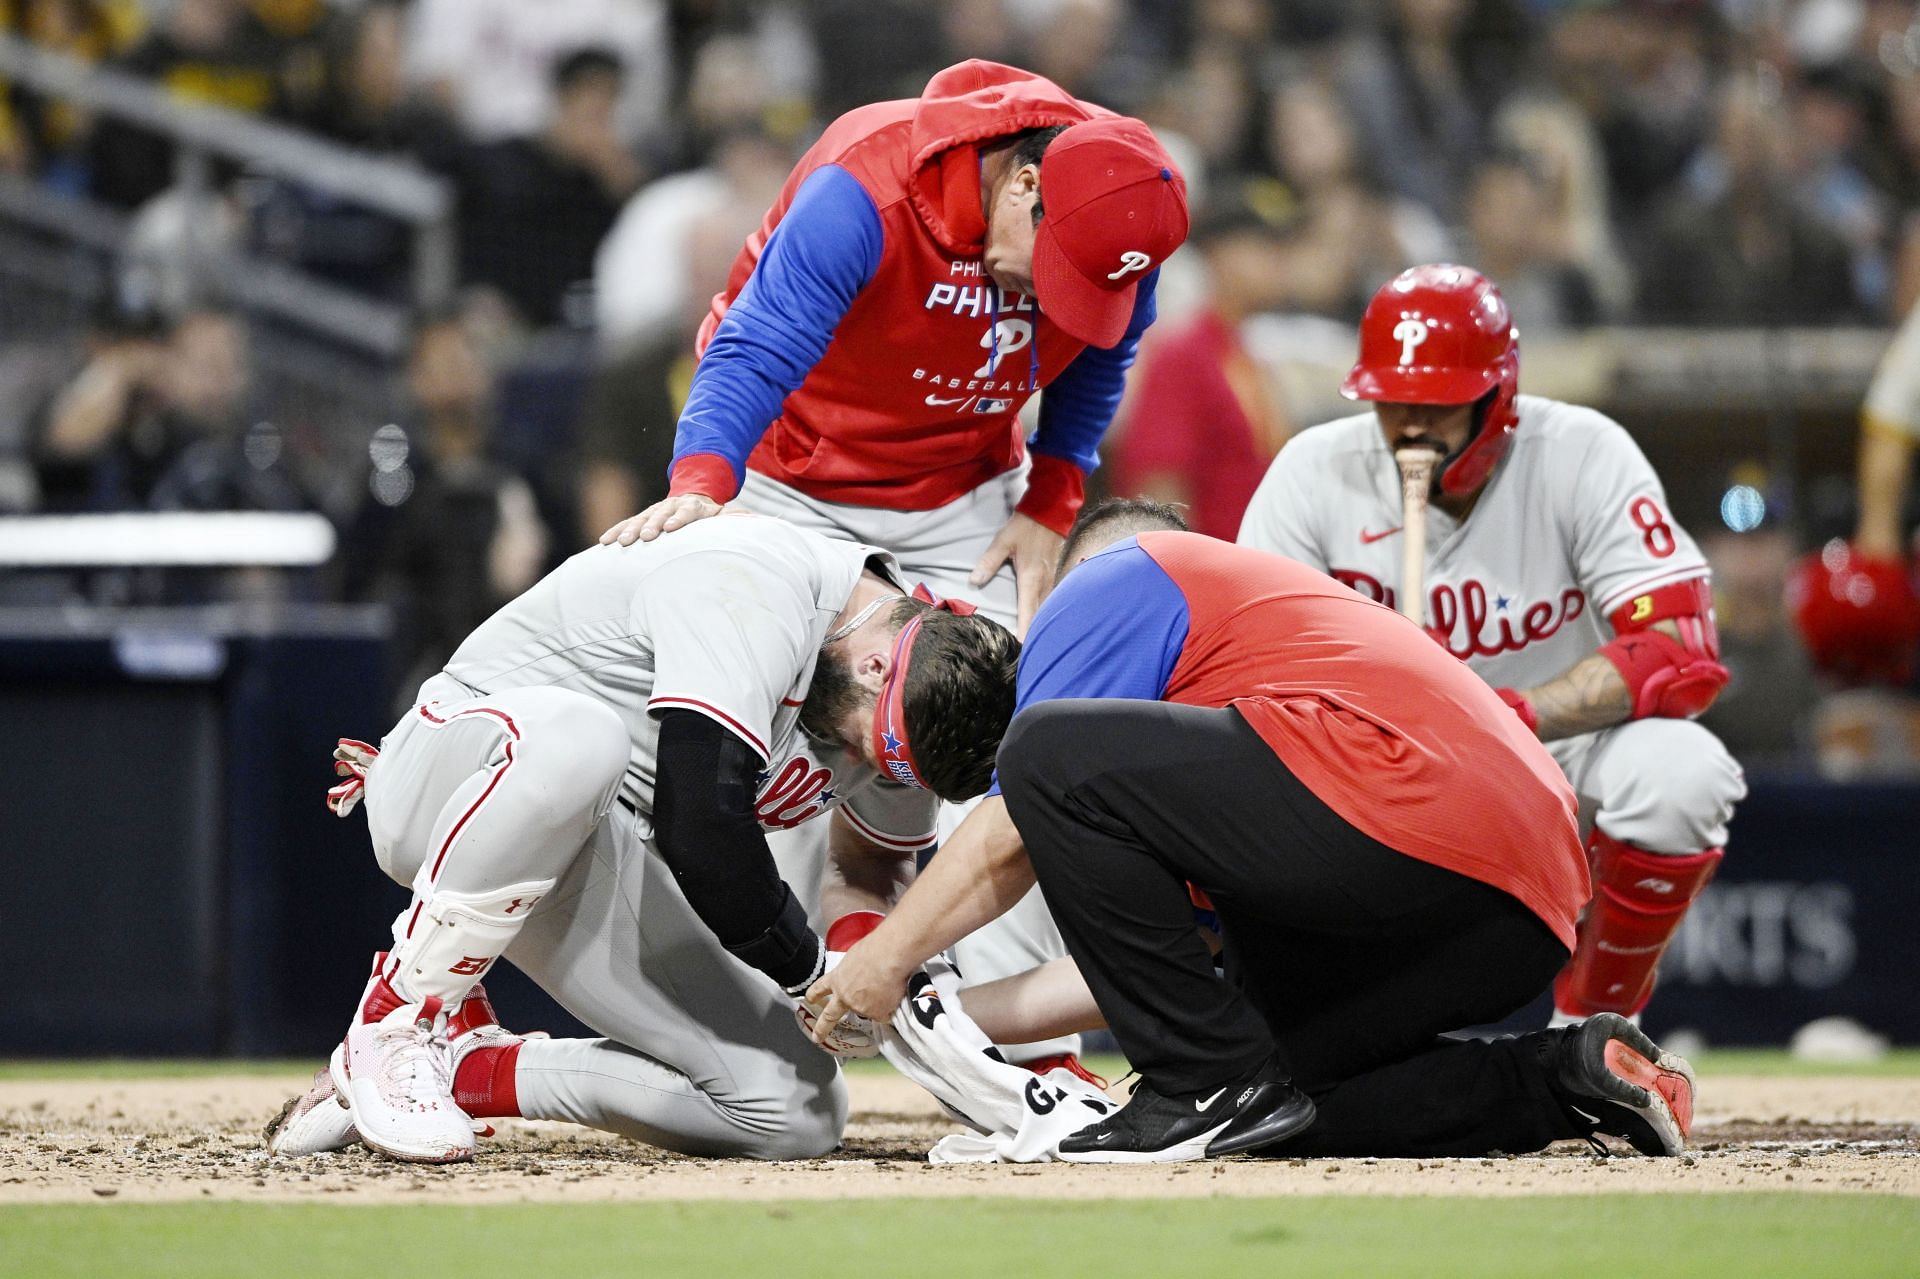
1512;619;1686;742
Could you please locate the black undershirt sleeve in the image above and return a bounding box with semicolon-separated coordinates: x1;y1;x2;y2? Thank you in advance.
650;709;823;992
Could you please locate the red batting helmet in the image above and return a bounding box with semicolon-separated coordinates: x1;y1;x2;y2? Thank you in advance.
1785;541;1920;686
1342;264;1520;497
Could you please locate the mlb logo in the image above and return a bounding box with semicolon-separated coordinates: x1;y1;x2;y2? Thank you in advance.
973;398;1011;414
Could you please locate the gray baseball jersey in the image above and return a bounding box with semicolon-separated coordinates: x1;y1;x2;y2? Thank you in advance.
1238;395;1710;691
439;512;938;851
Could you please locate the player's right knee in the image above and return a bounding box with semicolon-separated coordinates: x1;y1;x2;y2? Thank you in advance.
740;1068;847;1161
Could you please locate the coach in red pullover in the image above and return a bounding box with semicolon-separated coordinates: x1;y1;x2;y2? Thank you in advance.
602;61;1189;632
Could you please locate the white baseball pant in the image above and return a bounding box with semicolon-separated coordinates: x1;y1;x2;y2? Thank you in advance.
1546;718;1746;853
361;673;846;1159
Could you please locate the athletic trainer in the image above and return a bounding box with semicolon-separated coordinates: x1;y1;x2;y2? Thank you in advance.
810;501;1697;1162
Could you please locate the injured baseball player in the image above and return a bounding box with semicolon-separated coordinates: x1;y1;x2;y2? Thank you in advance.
807;499;1699;1164
267;513;1018;1163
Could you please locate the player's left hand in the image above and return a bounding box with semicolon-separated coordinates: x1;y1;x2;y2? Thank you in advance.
804;935;912;1049
970;512;1063;636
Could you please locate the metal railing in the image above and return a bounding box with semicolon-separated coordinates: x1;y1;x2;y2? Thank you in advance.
0;33;455;356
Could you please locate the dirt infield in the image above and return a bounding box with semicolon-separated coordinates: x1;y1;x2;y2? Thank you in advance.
2;1070;1915;1203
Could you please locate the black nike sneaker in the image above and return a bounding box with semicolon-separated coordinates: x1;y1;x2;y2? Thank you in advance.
1550;1013;1697;1156
1056;1058;1315;1163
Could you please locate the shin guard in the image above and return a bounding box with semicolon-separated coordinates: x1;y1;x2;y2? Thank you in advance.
1554;832;1721;1018
385;879;555;1004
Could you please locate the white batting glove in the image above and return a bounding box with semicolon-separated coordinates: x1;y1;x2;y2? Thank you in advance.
791;911;886;1058
795;987;882;1059
326;738;380;817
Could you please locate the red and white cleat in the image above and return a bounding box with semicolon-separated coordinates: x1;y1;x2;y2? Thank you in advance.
267;980;534;1156
330;962;475;1164
265;1049;358;1156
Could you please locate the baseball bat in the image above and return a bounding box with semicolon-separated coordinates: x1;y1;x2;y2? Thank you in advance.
1394;446;1441;627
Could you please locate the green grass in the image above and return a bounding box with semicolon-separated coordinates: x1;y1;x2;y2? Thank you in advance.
0;1059;316;1081
3;1196;1916;1278
8;1048;1919;1082
1685;1048;1920;1077
857;1049;1920;1082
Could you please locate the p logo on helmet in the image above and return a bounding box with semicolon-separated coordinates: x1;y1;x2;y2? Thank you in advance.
1341;264;1522;499
1393;318;1430;366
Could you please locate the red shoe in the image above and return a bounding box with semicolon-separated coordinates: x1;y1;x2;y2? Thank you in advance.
1552;1013;1696;1156
1023;1053;1108;1090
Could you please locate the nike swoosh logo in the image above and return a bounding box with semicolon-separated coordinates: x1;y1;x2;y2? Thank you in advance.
1194;1086;1228;1112
1571;1105;1601;1124
1359;526;1402;544
925;394;969;407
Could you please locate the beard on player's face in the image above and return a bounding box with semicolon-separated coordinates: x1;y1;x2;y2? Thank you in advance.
798;648;874;748
1377;400;1475;497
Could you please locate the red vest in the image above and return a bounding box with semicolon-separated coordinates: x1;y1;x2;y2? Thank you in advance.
1140;532;1589;951
696;62;1110;522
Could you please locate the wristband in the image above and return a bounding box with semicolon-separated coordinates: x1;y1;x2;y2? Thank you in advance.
1493;686;1540;736
666;453;740;504
825;910;885;953
1014;453;1087;538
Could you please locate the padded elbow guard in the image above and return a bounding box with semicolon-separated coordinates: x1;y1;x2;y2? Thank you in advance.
1601;580;1729;720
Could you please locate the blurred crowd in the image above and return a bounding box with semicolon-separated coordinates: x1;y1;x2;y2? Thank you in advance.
3;0;1918;327
0;0;1916;761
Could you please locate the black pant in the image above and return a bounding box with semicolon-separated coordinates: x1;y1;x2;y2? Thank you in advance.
998;699;1583;1158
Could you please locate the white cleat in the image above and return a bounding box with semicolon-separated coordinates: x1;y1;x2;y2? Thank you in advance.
333;982;475;1164
268;976;529;1158
265;1046;360;1156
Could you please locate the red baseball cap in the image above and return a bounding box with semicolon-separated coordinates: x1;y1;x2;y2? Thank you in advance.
1031;117;1189;348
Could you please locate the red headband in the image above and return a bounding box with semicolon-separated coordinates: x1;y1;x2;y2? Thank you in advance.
870;585;977;791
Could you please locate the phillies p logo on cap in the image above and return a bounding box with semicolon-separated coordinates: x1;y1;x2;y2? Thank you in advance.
1031;117;1189;349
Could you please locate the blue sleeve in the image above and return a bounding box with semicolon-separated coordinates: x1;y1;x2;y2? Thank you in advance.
985;539;1188;796
669;165;884;489
1030;269;1160;473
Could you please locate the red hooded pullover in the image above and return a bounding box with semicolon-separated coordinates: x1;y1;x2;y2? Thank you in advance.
668;62;1149;535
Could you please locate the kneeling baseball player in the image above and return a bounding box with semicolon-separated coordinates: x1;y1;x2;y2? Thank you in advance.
268;513;1017;1163
807;500;1697;1163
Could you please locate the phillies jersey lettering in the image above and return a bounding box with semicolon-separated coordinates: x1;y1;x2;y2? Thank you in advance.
749;739;935;847
1239;395;1710;691
755;755;836;829
923;282;1036;317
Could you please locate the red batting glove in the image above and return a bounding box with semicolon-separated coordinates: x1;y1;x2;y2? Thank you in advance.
326;738;380;816
1493;687;1540;736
